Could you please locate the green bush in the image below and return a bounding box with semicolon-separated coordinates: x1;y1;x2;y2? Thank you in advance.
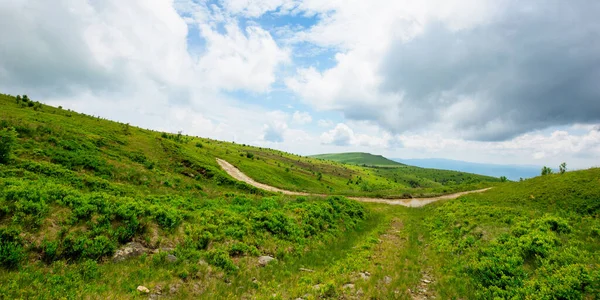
206;249;238;273
78;259;100;280
0;127;17;164
0;228;24;269
41;240;60;263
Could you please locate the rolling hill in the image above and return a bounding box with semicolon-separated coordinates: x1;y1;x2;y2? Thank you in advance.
310;152;404;167
1;93;598;299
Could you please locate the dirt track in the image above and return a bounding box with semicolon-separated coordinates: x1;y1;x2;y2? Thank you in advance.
216;158;491;207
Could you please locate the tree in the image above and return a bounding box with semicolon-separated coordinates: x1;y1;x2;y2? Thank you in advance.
0;127;18;164
15;95;21;103
22;95;29;102
559;162;567;174
541;166;553;176
500;176;508;182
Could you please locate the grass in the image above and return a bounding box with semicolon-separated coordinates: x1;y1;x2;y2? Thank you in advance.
310;152;405;167
1;92;598;299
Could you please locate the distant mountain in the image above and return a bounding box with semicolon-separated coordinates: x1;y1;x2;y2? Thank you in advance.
392;158;541;181
310;152;405;167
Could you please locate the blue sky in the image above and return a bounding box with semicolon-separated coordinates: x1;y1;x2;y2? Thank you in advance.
0;0;599;169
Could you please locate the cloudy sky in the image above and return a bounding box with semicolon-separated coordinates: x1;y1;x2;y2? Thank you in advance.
1;0;599;169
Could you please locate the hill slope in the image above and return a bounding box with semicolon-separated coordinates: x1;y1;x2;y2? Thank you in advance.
311;152;404;167
0;94;498;198
1;93;598;299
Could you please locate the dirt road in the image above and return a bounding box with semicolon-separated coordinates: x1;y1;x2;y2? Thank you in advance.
216;158;491;207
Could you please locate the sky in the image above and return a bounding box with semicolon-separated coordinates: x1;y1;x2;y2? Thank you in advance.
1;0;599;169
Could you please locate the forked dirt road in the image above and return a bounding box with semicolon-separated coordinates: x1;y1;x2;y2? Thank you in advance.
217;158;492;207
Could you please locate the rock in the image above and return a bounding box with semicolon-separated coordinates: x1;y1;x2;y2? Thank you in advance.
422;279;431;284
113;242;148;262
154;285;163;295
258;256;276;267
166;254;178;263
137;286;150;294
148;294;160;300
312;284;321;290
198;259;208;266
356;288;364;297
169;283;180;294
343;283;355;289
383;276;392;285
359;272;371;280
299;268;314;272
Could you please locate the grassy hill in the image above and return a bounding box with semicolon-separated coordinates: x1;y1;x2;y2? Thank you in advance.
311;152;404;167
0;93;598;299
312;152;501;193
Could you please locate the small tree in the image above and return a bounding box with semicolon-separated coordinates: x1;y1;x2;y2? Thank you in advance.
0;127;18;164
22;95;29;102
559;162;567;174
15;95;21;103
541;166;553;176
500;176;507;182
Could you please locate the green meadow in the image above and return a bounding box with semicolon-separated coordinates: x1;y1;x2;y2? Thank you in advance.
0;93;598;299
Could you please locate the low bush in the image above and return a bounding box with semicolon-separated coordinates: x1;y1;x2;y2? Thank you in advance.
0;228;24;269
0;127;17;164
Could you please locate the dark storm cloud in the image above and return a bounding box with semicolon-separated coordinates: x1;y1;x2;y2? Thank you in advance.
378;0;600;141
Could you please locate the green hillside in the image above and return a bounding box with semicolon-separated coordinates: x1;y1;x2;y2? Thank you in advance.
0;93;598;299
311;152;404;167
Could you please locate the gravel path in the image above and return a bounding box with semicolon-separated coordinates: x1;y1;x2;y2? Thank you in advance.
217;158;491;207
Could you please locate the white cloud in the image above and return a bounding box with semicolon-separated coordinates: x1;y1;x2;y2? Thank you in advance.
1;0;598;170
197;22;290;93
0;0;292;148
292;111;312;124
286;0;600;141
320;123;400;148
321;123;353;146
317;119;333;127
396;127;600;168
261;111;289;142
219;0;298;18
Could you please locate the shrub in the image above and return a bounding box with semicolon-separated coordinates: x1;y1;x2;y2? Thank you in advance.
0;228;24;269
559;162;567;174
541;166;553;176
0;127;18;164
82;235;115;260
154;208;182;230
228;242;259;256
206;249;238;273
41;240;60;263
78;259;100;280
